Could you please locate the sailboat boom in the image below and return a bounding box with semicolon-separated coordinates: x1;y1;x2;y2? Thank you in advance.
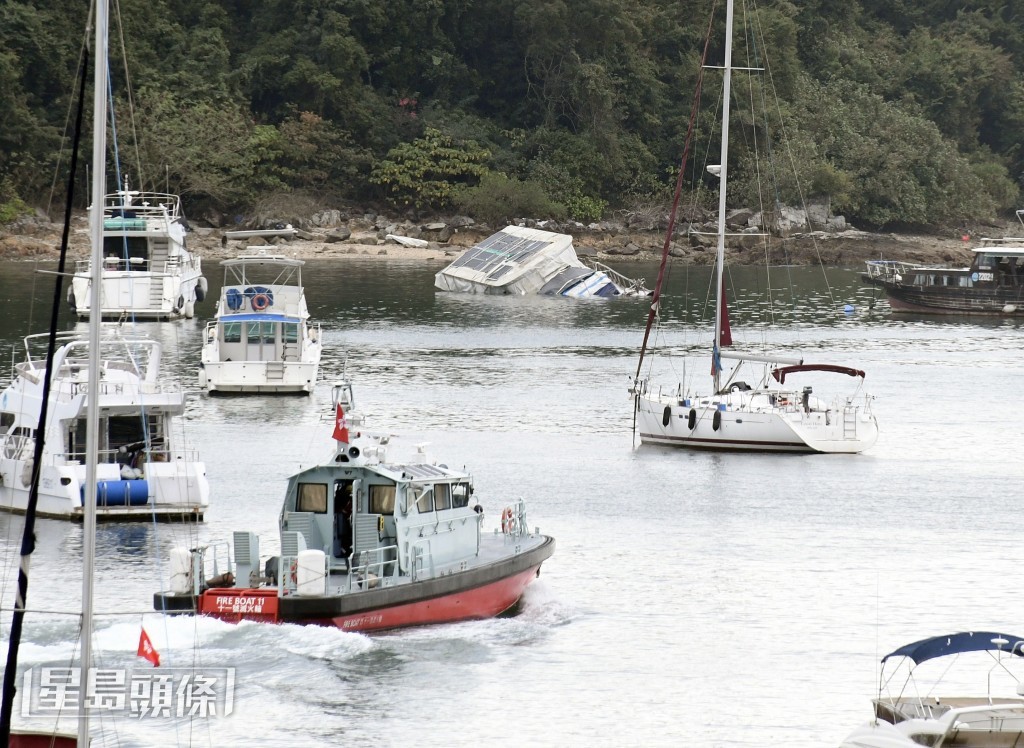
720;351;803;366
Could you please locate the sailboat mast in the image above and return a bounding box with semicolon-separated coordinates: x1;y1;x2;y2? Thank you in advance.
713;0;735;393
79;0;108;742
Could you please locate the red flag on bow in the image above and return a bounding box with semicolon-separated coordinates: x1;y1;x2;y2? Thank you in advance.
332;403;350;444
137;628;160;667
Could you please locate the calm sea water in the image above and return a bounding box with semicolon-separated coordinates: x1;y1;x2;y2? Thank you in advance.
0;256;1022;747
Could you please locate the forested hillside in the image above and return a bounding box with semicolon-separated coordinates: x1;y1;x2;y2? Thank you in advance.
1;0;1022;228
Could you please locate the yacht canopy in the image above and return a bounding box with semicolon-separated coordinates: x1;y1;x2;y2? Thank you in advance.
882;632;1024;665
771;364;865;384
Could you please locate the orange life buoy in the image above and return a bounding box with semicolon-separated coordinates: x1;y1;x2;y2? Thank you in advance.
251;293;271;311
501;506;514;534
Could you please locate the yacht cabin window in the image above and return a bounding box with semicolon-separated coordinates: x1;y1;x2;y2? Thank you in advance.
0;412;14;434
296;483;328;513
284;324;298;344
223;322;242;344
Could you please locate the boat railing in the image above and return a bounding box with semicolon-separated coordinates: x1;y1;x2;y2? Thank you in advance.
581;258;651;295
348;545;400;591
49;378;180;399
58;444;201;466
501;499;530;540
192;542;231;596
409;541;433;582
863;260;918;282
104;190;181;221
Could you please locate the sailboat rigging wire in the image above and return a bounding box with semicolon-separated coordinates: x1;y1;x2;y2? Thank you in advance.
0;41;90;743
634;1;718;383
751;2;840;313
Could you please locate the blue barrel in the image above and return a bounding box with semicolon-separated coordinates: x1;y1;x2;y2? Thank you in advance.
83;480;150;506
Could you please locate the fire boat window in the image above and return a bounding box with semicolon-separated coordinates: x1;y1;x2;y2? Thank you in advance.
434;484;451;511
296;483;328;513
223;322;242;343
370;484;396;514
452;482;470;508
416;488;433;513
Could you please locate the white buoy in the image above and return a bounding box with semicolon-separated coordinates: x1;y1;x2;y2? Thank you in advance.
1003;304;1017;314
296;549;327;596
184;300;195;318
169;547;192;594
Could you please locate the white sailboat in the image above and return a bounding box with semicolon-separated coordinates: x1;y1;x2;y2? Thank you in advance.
632;0;877;454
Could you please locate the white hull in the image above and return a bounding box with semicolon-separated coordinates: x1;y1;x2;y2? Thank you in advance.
69;188;207;320
70;264;205;320
200;359;320;394
200;253;321;396
0;458;208;521
0;330;209;521
636;389;878;454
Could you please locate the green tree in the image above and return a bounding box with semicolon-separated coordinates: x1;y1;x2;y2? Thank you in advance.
370;127;490;210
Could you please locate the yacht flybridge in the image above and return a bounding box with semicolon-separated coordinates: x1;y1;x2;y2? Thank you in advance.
69;182;207;320
199;252;322;394
0;329;209;521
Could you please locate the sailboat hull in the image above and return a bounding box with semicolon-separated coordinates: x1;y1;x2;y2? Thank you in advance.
636;394;878;454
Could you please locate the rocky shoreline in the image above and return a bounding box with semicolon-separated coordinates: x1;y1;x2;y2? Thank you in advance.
0;209;1011;268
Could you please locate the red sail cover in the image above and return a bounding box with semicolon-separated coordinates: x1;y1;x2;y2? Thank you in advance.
719;280;732;347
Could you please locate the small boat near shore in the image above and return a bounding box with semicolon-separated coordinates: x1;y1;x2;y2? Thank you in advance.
0;329;209;521
435;225;649;297
153;383;554;631
840;632;1024;747
68;182;207;321
862;210;1024;315
199;251;322;394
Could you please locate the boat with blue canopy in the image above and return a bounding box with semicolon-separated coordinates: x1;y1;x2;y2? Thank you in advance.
199;251;322;394
840;631;1024;747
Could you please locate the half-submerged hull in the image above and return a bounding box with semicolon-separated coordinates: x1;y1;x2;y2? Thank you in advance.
636;391;877;454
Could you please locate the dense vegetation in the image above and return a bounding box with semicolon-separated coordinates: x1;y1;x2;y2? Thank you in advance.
1;0;1022;228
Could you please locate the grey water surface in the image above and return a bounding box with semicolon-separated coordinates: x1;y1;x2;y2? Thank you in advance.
0;257;1022;746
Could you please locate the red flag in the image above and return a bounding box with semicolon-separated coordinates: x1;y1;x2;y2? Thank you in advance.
137;628;160;667
332;403;350;443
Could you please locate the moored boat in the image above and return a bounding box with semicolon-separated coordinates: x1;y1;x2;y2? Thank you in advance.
862;212;1024;315
199;252;322;394
0;329;209;521
154;383;554;631
840;632;1024;747
68;182;207;321
631;0;877;454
